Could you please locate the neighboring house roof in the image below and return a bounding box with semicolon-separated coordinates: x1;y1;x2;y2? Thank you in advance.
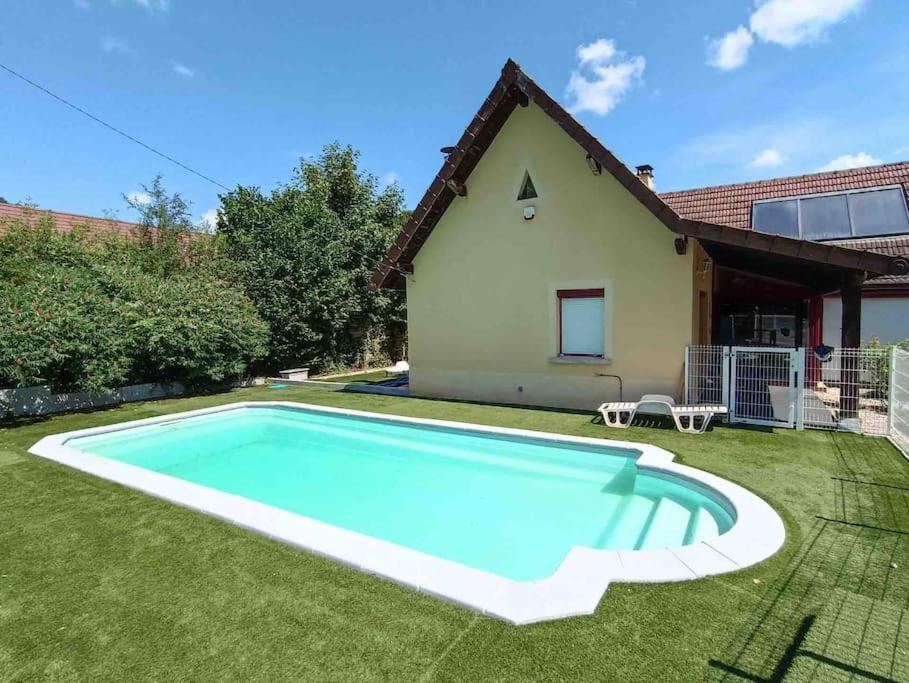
661;162;909;230
372;60;906;289
0;202;207;245
835;235;909;289
0;202;145;239
661;163;909;288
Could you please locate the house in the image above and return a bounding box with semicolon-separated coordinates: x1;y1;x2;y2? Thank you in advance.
373;60;907;410
662;163;909;348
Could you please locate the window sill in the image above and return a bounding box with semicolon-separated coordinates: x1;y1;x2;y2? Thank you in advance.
549;355;612;366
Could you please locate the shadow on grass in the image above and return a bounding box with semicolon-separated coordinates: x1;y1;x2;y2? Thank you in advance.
707;513;908;682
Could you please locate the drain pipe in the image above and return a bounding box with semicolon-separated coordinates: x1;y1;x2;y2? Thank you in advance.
596;373;623;402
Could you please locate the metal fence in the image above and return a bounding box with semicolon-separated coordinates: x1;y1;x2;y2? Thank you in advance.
802;347;890;436
683;345;727;407
685;345;892;436
890;348;909;456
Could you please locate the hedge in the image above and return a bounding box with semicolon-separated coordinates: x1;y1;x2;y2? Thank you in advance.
0;218;269;393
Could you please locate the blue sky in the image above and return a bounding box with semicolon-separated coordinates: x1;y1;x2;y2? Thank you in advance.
1;0;907;227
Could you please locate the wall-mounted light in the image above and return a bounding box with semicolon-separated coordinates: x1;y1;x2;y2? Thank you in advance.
674;236;688;255
523;206;536;221
586;154;602;175
446;178;467;197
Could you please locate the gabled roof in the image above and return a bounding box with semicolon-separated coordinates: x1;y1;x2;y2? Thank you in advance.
372;60;907;289
661;162;909;230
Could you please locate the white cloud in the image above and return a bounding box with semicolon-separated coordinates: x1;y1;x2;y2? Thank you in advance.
818;152;882;172
706;26;754;71
577;38;618;65
380;172;401;188
566;38;645;116
101;36;136;57
750;0;868;47
172;62;195;79
678;118;830;170
706;0;867;71
750;148;786;168
129;0;170;12
127;191;151;206
199;208;219;232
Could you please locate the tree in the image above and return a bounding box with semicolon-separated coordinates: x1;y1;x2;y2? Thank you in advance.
124;174;195;232
219;143;407;372
123;175;200;277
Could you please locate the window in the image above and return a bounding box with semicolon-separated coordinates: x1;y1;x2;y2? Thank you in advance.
800;194;849;240
752;186;909;240
752;199;798;238
850;188;909;236
517;172;538;200
558;289;605;356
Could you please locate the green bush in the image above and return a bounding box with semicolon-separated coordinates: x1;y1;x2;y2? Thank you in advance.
0;218;269;393
219;143;407;374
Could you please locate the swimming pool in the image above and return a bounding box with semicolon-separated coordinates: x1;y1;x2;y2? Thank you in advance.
30;402;785;624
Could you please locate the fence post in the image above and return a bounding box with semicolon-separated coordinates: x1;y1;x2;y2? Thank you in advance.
889;345;897;437
684;346;690;404
795;347;806;430
723;347;733;419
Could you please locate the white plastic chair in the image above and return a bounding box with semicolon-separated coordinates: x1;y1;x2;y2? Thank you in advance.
385;360;409;377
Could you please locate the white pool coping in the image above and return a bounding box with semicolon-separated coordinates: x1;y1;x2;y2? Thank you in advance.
28;401;785;625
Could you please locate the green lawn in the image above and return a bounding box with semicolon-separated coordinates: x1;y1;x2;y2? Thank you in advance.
1;386;907;681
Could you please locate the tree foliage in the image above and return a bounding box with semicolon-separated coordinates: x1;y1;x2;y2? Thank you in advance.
0;217;269;393
219;143;407;372
124;174;196;233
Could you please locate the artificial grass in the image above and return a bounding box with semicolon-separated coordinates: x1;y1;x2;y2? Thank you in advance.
1;386;907;681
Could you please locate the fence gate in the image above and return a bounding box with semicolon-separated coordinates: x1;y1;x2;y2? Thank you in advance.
729;347;800;428
891;348;909;456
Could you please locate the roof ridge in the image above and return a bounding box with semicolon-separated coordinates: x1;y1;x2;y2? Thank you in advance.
660;160;909;197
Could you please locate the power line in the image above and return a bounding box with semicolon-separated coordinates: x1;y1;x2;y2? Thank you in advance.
0;62;231;191
0;62;410;278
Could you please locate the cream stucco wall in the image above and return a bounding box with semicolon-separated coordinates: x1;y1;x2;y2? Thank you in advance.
405;103;695;410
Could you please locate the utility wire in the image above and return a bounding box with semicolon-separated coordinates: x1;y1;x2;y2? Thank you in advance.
0;62;409;278
0;62;231;191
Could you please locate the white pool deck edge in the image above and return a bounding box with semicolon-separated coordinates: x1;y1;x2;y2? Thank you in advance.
28;401;786;625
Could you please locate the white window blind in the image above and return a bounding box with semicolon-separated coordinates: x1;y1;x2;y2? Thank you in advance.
560;295;604;356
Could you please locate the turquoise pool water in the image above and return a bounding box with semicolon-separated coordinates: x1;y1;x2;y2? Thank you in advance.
68;406;734;580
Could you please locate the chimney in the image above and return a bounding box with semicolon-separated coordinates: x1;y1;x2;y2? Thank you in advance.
635;164;655;190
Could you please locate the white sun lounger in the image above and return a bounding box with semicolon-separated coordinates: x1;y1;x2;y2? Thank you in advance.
598;394;727;434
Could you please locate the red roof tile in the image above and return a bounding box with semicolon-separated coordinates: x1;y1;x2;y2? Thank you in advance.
661;162;909;288
661;162;909;230
0;202;207;242
833;235;909;287
0;202;145;239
